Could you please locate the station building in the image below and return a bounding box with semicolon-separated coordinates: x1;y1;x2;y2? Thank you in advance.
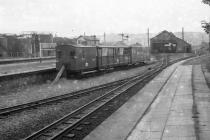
76;35;100;46
150;30;191;53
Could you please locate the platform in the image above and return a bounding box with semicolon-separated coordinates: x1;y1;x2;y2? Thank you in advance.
84;60;210;140
193;65;210;139
0;60;55;76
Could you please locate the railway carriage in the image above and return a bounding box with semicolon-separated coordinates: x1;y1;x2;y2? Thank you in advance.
56;45;97;73
96;46;132;69
56;44;148;74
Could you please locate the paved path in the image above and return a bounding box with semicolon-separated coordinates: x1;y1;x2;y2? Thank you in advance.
84;61;210;140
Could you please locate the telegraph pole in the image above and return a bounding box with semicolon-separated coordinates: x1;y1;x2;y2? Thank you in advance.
182;27;186;54
119;33;124;41
208;26;210;53
104;32;106;43
208;31;210;53
182;27;184;41
147;28;150;61
39;34;42;63
147;28;150;48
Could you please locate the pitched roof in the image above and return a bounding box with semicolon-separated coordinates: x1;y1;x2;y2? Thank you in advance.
151;30;191;46
151;30;177;41
77;35;99;41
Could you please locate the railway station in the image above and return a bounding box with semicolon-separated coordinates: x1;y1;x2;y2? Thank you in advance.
0;0;210;140
0;54;209;140
0;33;209;140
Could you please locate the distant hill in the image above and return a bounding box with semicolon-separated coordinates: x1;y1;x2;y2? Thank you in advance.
97;32;209;50
173;32;209;46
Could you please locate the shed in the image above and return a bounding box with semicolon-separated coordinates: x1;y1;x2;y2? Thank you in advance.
150;30;191;53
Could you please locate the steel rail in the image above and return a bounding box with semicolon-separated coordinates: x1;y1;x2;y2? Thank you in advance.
0;63;160;116
23;62;165;140
0;56;192;116
23;56;194;140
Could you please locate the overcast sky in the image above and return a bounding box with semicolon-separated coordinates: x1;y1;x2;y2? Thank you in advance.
0;0;209;37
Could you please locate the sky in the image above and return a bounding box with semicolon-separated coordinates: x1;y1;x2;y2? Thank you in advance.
0;0;209;37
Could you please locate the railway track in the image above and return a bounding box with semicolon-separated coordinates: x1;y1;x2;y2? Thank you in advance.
23;62;166;140
0;77;133;116
0;56;192;140
0;57;188;116
0;63;162;117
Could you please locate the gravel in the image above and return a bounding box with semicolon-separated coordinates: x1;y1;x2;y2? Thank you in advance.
0;64;155;109
0;64;156;140
0;86;114;140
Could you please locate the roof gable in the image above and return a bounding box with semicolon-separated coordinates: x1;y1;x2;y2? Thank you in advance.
151;30;177;41
151;30;191;46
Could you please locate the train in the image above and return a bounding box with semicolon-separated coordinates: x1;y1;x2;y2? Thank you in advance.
56;44;150;75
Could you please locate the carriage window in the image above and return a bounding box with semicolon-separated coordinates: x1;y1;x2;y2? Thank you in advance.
108;48;113;56
70;50;75;58
102;48;108;56
124;48;131;55
97;48;102;56
119;48;124;55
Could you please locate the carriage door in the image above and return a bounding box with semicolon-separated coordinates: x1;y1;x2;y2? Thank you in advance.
96;47;102;70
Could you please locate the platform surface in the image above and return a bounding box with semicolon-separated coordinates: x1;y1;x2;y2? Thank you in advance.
193;65;210;140
84;61;190;140
0;60;55;76
127;65;195;140
84;60;210;140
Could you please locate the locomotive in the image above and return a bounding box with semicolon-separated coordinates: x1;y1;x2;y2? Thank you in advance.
56;44;150;75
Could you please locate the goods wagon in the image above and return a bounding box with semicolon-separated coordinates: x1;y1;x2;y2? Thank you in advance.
56;44;148;74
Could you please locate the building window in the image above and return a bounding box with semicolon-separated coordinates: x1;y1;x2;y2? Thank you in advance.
57;51;62;59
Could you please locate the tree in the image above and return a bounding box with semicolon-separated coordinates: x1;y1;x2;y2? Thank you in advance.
201;21;210;34
203;0;210;6
201;0;210;52
201;0;210;33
